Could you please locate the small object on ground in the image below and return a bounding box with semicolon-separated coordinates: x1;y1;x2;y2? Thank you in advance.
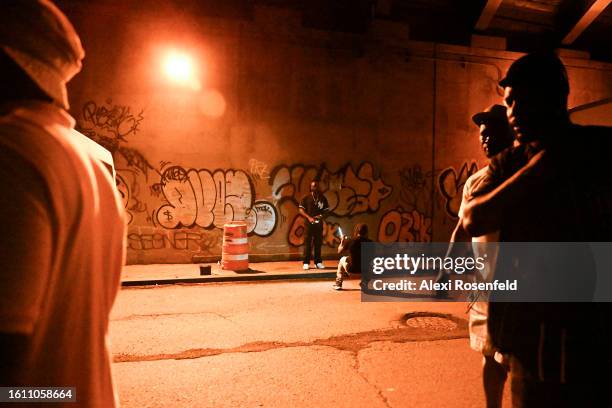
302;263;310;270
316;262;325;269
200;265;212;275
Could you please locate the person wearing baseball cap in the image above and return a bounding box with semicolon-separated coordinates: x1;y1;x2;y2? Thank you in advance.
436;104;514;406
472;104;515;158
0;2;125;406
498;51;571;145
462;52;612;407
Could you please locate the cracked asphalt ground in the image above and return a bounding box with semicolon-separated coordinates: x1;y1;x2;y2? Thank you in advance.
109;279;511;407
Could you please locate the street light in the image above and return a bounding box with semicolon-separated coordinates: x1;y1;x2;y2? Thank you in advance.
162;50;201;90
158;47;225;117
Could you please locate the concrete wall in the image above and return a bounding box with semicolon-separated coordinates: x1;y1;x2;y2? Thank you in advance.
61;2;612;264
571;98;612;126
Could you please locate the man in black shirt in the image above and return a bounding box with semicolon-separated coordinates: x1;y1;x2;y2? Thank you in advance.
299;180;329;270
333;223;371;290
462;52;612;407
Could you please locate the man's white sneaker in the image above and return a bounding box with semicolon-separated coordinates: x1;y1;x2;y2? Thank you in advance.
302;263;310;270
316;262;325;269
332;283;342;290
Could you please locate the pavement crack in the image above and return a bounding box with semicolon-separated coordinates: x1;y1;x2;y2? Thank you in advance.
112;311;235;323
114;341;307;363
352;349;393;408
113;321;468;363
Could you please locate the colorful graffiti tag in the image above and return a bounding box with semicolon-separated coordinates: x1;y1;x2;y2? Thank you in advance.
127;230;222;253
151;166;277;237
287;217;343;248
377;207;432;243
78;100;473;261
270;162;392;216
271;162;392;247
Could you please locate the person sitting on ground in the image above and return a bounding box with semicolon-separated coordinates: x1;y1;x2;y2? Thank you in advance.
333;223;372;290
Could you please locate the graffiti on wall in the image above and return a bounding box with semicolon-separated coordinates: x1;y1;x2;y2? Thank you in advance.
377;207;432;243
78;99;155;178
271;162;392;217
399;164;435;216
248;158;270;182
128;230;222;253
116;170;149;224
438;161;479;219
78;99;436;259
79;100;484;257
78;99;156;226
270;162;392;247
82;100;143;142
116;173;130;212
151;166;277;237
79;100;280;238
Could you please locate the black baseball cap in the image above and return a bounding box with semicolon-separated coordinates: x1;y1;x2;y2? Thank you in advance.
472;104;507;126
499;52;569;96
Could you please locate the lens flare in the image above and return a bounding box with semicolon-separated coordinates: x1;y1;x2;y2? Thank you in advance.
199;89;226;118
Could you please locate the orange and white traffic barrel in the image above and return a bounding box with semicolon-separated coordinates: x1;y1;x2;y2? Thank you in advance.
222;221;249;271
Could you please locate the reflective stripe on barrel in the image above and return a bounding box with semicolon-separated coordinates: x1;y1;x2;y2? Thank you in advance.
224;237;248;245
222;253;248;261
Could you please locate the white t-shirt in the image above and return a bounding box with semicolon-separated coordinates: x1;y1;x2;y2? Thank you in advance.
458;166;500;276
459;166;500;355
0;101;125;407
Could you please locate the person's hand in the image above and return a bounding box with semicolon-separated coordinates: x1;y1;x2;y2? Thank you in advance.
308;216;315;224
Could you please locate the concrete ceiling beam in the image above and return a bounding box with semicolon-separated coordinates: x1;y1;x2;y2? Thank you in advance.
562;0;611;44
475;0;504;30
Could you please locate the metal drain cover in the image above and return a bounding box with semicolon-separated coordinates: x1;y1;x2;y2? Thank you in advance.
404;313;458;331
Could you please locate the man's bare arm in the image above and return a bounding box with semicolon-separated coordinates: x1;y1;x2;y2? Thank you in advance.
451;219;470;243
299;207;314;223
463;149;551;237
338;236;350;254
